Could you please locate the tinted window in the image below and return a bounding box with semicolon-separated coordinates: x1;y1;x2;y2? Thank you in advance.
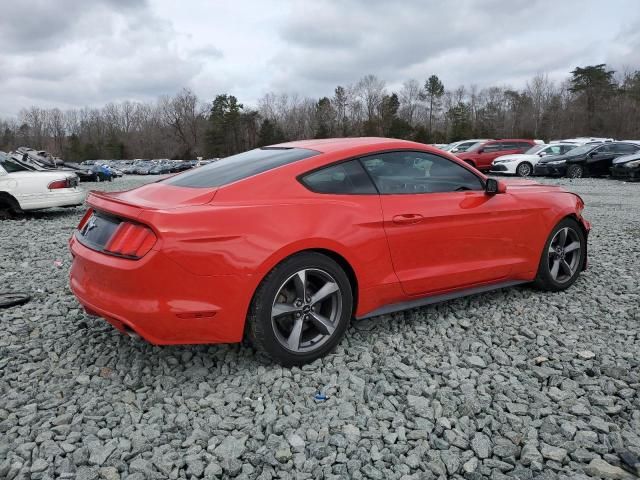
164;147;319;188
614;143;639;154
594;144;613;154
301;160;377;194
482;143;503;152
500;142;519;150
516;142;532;150
360;151;483;194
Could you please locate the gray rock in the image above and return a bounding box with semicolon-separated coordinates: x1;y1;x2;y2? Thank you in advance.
213;435;247;460
471;433;491;459
541;443;567;462
465;355;487;368
585;458;634;479
520;442;543;466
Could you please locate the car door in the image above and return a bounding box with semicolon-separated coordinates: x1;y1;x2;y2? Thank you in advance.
584;144;614;175
359;151;536;296
473;142;504;169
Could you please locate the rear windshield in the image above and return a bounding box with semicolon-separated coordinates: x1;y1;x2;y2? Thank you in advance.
163;147;320;188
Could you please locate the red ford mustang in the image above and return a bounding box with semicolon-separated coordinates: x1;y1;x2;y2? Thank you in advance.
69;138;590;365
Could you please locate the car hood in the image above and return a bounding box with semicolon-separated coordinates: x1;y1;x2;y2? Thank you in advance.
612;153;640;165
91;182;217;209
537;154;572;164
493;154;538;162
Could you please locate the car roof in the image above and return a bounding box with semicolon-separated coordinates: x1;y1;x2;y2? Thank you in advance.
272;137;430;154
486;139;534;143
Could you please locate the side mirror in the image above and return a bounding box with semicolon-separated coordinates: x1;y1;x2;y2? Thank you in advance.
477;148;484;154
538;151;547;157
485;178;507;195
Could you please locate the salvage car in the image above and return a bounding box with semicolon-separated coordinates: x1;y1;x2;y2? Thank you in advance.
535;142;640;178
456;139;537;171
69;138;590;365
490;143;578;177
0;159;85;216
610;152;640;181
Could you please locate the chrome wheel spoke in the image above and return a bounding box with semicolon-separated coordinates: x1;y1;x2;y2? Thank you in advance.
560;259;573;276
293;270;307;300
557;227;568;247
286;318;304;350
272;302;300;319
309;312;335;336
310;281;339;305
550;259;560;279
564;241;580;253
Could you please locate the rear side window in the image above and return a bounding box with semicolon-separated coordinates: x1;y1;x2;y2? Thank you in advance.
301;160;377;194
482;143;503;152
614;143;639;154
164;147;319;188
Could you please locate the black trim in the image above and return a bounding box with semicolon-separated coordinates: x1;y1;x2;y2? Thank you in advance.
356;280;527;319
297;148;486;195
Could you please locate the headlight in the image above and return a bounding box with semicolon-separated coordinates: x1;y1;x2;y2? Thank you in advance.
625;159;640;167
547;160;566;165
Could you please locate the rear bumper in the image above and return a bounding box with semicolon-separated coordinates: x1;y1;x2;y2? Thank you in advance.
19;188;85;211
69;235;252;344
534;164;566;176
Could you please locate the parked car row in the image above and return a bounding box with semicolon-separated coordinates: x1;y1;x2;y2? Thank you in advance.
437;137;640;181
81;159;208;175
2;147;117;182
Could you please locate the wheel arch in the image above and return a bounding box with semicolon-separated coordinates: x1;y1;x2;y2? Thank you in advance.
0;192;21;212
250;243;361;318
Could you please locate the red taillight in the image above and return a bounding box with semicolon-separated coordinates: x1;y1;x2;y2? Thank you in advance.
104;222;157;258
48;179;69;189
77;208;94;230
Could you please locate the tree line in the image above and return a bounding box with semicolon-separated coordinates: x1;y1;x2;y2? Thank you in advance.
1;64;639;161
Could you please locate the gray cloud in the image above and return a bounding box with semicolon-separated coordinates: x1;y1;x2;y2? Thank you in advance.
0;0;638;116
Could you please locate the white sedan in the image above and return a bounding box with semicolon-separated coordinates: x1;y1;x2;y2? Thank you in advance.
490;143;578;176
0;159;85;216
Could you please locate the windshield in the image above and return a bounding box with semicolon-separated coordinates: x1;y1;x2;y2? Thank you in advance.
1;158;29;173
561;144;593;156
465;142;485;153
524;145;546;154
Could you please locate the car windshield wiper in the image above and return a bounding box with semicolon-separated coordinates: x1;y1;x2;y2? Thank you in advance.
455;186;472;191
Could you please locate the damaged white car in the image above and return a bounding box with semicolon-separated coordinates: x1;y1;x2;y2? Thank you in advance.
0;153;85;216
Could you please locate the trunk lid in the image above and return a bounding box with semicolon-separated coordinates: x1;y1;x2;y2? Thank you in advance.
91;183;218;210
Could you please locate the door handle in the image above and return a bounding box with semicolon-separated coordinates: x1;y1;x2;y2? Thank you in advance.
392;213;424;225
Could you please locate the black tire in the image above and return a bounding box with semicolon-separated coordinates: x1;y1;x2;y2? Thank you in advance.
246;252;353;366
567;164;584;178
533;218;586;291
516;162;533;177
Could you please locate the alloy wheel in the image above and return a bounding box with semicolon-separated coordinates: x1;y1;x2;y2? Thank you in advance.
568;165;583;178
547;227;581;283
517;162;532;177
271;268;342;353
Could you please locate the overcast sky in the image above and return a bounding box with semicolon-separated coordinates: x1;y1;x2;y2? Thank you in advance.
1;0;639;117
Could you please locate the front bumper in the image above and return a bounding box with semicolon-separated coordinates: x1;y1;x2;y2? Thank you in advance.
534;163;566;176
69;235;251;345
611;165;640;181
490;163;516;174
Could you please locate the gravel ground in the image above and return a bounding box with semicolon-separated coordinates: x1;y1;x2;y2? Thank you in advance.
1;175;639;480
